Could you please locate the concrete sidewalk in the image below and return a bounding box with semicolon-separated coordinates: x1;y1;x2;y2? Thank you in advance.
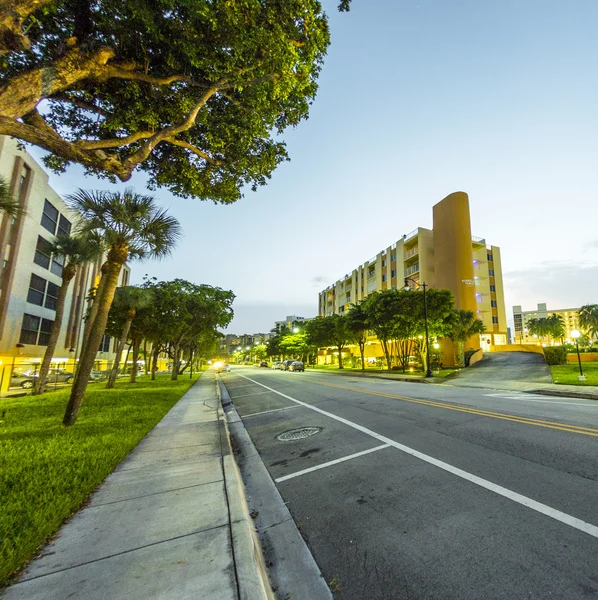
3;373;272;600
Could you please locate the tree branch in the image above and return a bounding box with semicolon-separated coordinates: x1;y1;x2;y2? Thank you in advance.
0;0;53;53
51;94;109;117
74;131;155;150
166;139;221;166
123;87;219;169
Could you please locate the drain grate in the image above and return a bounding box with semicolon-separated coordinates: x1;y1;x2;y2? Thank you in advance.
277;427;322;442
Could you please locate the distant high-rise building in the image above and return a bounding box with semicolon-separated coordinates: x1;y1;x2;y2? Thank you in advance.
512;303;581;345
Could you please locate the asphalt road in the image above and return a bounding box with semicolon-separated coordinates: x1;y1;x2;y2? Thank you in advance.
220;366;598;600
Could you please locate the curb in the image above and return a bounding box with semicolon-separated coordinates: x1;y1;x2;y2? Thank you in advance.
218;378;333;600
216;378;275;600
526;389;598;401
305;367;438;384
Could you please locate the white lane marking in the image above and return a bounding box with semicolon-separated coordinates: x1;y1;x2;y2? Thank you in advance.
238;374;598;539
230;391;271;400
275;444;391;483
243;405;301;419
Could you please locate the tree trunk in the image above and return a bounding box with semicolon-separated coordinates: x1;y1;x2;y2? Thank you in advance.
337;345;344;369
80;261;108;350
381;340;392;370
129;339;140;383
33;264;76;395
106;313;133;389
63;254;124;426
359;343;365;370
151;345;159;380
171;346;180;380
144;340;150;375
456;341;465;368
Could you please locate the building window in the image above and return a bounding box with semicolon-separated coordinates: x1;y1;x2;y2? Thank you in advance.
20;313;40;345
381;259;386;267
41;199;59;234
491;300;497;308
492;316;498;324
27;274;46;306
50;253;64;277
45;281;60;310
487;253;493;262
38;318;53;345
490;284;496;292
488;269;495;277
57;214;72;238
34;236;53;269
382;274;387;282
99;334;111;353
391;269;397;278
391;252;396;262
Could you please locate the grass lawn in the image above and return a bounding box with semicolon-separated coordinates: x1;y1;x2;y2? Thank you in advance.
550;362;598;386
0;372;204;586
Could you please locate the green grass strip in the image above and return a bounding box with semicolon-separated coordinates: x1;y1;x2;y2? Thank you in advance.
550;362;598;386
0;372;205;586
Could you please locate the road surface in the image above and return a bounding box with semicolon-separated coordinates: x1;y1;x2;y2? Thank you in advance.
221;366;598;600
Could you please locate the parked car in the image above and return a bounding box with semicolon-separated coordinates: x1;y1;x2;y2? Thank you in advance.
45;369;76;384
10;371;36;388
281;360;295;371
288;361;304;372
271;361;282;370
259;361;269;368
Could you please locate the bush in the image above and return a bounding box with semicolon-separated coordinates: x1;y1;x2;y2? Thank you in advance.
543;346;567;365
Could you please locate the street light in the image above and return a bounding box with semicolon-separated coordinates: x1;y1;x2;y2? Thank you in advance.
571;330;586;380
404;278;433;378
293;327;300;333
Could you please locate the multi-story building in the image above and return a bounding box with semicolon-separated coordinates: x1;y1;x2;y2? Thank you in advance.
0;136;130;392
273;315;310;333
513;303;581;345
317;192;508;364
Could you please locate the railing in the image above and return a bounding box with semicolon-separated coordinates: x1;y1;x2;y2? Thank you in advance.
404;246;419;259
365;256;377;265
404;229;418;242
404;263;420;276
472;235;486;244
367;270;376;279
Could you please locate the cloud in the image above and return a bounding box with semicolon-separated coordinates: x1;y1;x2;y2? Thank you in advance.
503;261;598;315
311;275;330;287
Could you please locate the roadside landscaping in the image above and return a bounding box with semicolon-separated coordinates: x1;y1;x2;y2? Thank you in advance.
0;372;204;587
551;363;598;386
309;364;459;378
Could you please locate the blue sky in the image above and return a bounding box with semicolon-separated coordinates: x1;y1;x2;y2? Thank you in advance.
33;0;598;334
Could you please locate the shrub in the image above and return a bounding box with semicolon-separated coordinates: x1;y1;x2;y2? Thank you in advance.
543;346;567;365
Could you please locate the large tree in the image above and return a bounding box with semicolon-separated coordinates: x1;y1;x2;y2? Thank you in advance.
345;302;369;370
0;0;347;202
63;189;180;426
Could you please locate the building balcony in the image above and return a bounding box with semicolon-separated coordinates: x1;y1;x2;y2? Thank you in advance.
404;246;419;260
404;263;420;277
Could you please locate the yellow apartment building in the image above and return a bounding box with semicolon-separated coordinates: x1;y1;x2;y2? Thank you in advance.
0;136;130;393
513;303;581;345
317;191;508;366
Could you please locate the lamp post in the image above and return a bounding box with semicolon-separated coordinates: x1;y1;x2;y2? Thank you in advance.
571;329;586;380
404;278;433;378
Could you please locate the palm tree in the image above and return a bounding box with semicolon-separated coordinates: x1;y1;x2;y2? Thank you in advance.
0;175;25;217
578;304;598;342
62;188;181;426
32;233;102;395
448;310;486;367
548;313;565;344
105;286;151;389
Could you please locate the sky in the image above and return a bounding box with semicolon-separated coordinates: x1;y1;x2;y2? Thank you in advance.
30;0;598;335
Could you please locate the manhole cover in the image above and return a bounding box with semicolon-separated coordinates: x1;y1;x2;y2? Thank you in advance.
277;427;322;442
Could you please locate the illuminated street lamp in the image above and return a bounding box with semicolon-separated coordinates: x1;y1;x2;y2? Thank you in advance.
293;327;300;333
404;278;432;378
571;330;586;380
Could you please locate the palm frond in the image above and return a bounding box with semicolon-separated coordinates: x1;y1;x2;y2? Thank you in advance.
0;175;26;218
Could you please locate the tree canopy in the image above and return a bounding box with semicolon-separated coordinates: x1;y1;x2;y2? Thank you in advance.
0;0;351;201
